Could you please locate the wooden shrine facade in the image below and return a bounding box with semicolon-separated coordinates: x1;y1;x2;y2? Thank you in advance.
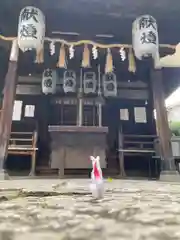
0;1;180;179
0;58;176;179
12;72;152;177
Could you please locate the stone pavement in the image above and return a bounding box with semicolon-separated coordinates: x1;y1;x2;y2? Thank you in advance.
0;179;179;239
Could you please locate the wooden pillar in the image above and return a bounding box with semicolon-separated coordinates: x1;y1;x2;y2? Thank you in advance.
78;68;83;126
0;40;19;179
36;95;50;167
151;68;177;175
98;103;102;127
78;97;83;126
98;65;102;127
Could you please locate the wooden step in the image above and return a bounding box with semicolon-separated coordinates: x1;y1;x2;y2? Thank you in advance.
36;166;119;177
36;166;58;175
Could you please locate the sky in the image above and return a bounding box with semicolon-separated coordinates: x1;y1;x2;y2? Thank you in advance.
165;86;180;108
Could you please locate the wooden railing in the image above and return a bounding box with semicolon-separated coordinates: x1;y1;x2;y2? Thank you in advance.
120;134;157;154
8;131;38;176
118;134;158;177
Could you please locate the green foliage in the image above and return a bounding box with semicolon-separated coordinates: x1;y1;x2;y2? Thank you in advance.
169;121;180;136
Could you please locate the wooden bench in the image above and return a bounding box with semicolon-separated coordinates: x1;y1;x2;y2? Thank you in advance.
118;133;158;177
8;131;38;176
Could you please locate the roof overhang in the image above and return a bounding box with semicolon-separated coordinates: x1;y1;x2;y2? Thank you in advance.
1;0;180;43
1;0;180;97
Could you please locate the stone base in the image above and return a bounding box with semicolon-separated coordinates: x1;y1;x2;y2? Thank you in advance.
160;170;180;182
29;171;35;177
58;169;64;179
0;169;11;180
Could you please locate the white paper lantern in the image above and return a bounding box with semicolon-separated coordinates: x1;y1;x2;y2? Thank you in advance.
83;72;97;94
132;15;159;60
103;72;117;97
42;69;57;95
63;70;76;93
18;6;45;52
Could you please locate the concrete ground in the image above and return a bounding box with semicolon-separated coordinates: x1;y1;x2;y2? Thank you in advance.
0;179;179;239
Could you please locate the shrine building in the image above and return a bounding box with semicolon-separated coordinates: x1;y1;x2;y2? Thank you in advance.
0;0;180;180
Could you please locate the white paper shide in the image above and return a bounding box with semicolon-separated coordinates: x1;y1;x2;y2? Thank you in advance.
18;6;45;52
42;69;57;94
132;15;159;60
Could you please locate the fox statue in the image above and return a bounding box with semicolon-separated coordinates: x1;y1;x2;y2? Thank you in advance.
90;156;104;199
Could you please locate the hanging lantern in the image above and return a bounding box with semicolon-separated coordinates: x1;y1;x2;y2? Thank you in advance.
18;6;45;52
103;72;117;97
83;72;97;94
63;70;76;93
132;15;159;60
42;69;57;95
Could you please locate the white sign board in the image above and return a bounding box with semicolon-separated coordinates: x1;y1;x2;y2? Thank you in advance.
12;100;22;121
25;105;35;117
134;107;147;123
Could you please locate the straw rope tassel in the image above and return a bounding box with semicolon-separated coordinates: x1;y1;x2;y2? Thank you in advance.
39;48;44;63
128;48;136;73
57;43;66;68
35;50;39;63
35;48;44;64
105;48;113;73
82;44;90;68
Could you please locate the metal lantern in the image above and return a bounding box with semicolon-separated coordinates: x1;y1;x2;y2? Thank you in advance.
132;15;159;60
103;72;117;97
63;70;76;93
42;69;57;95
18;6;45;52
83;72;97;94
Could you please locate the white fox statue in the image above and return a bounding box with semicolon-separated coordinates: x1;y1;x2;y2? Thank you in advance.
89;156;104;199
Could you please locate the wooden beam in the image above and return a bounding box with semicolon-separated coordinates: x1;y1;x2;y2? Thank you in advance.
151;68;177;174
0;40;19;179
